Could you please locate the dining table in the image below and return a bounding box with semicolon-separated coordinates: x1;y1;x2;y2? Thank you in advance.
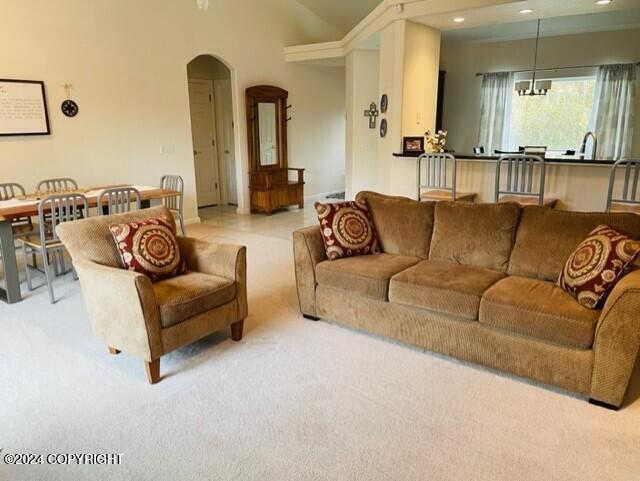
0;184;180;304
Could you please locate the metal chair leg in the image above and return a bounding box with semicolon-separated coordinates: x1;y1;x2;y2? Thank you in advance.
179;211;186;236
22;243;33;291
42;247;56;304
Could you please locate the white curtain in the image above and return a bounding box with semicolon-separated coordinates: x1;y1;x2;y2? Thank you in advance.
477;72;514;154
590;63;637;160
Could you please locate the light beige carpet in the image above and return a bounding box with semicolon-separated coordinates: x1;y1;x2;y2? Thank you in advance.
1;223;639;481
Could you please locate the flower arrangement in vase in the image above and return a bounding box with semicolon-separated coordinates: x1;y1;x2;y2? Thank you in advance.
424;129;447;153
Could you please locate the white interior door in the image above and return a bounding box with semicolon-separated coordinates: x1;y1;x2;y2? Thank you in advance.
214;79;237;204
189;79;221;207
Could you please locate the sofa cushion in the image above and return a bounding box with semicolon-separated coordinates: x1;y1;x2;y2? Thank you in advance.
314;201;379;260
509;206;640;282
479;276;601;349
429;201;521;272
315;253;420;301
559;225;640;309
153;272;236;328
389;260;506;320
356;191;435;258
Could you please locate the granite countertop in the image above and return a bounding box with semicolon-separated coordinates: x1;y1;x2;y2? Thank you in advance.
393;152;620;166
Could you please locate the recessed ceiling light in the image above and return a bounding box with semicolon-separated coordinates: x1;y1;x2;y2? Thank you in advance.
519;9;533;14
454;17;465;23
596;0;612;4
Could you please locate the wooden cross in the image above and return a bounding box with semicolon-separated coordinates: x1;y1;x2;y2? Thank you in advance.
363;102;379;129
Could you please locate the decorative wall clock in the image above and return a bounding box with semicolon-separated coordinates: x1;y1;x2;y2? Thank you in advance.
61;99;78;117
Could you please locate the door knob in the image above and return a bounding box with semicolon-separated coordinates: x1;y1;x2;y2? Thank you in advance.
225;150;230;154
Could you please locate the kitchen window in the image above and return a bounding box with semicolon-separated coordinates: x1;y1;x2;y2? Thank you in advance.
508;76;596;153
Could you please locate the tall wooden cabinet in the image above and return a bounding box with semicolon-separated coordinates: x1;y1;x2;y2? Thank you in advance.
246;85;305;215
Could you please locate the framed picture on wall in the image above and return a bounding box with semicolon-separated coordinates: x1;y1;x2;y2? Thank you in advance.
402;136;424;154
0;79;51;136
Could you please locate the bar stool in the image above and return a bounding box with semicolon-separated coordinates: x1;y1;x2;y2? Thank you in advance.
22;193;89;304
417;153;476;202
606;159;640;214
160;175;185;235
494;155;557;207
98;187;141;215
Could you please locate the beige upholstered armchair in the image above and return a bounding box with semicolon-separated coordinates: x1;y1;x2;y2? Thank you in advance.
57;206;247;384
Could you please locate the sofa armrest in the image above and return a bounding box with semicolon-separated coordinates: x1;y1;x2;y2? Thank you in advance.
74;259;162;361
293;225;326;317
178;237;247;321
591;269;640;408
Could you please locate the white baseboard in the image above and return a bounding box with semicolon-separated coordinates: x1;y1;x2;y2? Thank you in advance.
305;190;345;203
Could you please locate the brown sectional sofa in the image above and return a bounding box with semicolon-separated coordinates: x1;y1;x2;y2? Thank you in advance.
293;191;640;409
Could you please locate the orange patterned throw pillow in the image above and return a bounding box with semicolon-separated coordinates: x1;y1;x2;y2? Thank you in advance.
109;217;186;282
558;225;640;309
315;201;379;261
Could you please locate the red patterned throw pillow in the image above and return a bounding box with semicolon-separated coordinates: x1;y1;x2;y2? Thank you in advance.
315;201;379;261
109;217;186;282
558;225;640;309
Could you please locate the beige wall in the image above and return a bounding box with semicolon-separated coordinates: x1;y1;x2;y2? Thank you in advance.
345;49;380;199
0;0;346;219
402;22;441;138
441;28;640;156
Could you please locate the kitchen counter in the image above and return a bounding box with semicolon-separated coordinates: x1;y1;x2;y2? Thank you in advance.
393;152;619;166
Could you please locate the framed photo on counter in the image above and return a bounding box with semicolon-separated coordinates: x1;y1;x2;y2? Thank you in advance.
0;79;51;136
403;136;424;154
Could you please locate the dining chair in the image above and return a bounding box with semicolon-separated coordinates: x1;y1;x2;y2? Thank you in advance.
97;187;141;215
0;182;39;240
417;153;476;202
36;177;78;193
22;193;89;304
160;175;185;235
606;159;640;214
494;154;557;208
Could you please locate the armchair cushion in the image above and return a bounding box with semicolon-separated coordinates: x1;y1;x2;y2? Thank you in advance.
109;217;186;282
153;272;236;328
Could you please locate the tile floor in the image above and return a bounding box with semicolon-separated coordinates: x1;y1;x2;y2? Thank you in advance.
199;203;322;240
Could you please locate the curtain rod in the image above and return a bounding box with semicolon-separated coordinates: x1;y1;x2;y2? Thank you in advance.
475;62;640;77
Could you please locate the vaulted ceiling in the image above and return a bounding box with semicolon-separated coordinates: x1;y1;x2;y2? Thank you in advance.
296;0;382;34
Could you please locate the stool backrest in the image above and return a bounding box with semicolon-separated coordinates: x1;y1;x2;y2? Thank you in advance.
606;159;640;212
37;177;78;193
160;175;184;212
417;153;457;201
97;187;141;215
495;154;546;206
38;194;89;244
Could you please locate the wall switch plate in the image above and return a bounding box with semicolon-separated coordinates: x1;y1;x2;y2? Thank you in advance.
160;144;176;154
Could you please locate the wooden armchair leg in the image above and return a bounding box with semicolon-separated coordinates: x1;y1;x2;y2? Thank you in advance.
145;359;160;384
108;346;121;355
231;320;244;341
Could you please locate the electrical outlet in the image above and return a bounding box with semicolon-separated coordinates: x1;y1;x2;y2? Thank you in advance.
160;144;176;154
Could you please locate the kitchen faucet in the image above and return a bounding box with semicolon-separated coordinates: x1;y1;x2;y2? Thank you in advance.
580;131;598;160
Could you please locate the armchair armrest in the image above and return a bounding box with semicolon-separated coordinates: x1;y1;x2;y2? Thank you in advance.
591;269;640;408
178;237;247;321
74;259;162;361
292;225;326;317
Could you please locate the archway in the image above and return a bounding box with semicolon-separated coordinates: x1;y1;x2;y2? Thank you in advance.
186;54;238;211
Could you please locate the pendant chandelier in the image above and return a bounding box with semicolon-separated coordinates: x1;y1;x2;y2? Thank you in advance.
515;19;552;96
